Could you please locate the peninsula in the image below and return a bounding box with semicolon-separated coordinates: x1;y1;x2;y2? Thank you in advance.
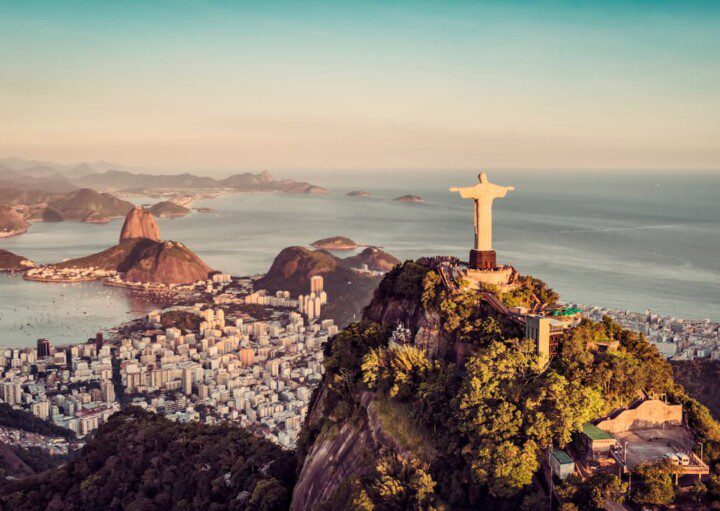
0;205;29;237
24;207;212;288
0;249;34;272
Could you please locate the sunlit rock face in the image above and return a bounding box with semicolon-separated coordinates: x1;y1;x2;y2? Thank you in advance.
119;206;160;243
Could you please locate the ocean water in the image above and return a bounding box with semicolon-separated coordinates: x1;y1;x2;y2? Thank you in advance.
0;274;157;347
0;169;718;347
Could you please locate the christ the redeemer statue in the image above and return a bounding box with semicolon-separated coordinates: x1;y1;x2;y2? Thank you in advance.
450;172;514;269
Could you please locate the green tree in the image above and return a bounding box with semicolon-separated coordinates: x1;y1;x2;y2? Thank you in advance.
584;471;626;510
363;456;438;510
520;492;550;511
350;489;375;511
630;459;676;507
248;478;288;511
362;344;432;399
455;339;599;497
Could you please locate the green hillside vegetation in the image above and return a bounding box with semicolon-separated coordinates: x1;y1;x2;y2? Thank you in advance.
503;275;559;308
303;261;720;509
0;407;296;511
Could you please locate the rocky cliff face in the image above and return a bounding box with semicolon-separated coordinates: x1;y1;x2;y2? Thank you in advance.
292;385;426;511
122;240;212;285
119;206;161;242
292;389;378;511
364;292;449;359
290;267;442;510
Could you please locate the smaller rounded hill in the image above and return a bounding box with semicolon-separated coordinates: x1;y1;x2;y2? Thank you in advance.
341;247;400;272
394;194;423;203
310;236;359;251
346;190;371;198
148;201;190;218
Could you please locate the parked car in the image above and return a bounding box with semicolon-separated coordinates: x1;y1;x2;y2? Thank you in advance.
663;452;680;465
676;453;690;466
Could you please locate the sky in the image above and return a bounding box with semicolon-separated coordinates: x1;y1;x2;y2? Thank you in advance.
1;0;719;174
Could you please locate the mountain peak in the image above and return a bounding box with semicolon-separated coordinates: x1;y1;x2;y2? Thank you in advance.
119;206;161;243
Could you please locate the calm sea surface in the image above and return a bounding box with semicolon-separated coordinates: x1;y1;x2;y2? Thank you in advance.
0;170;718;347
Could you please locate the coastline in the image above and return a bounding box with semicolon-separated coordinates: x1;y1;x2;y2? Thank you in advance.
0;226;30;238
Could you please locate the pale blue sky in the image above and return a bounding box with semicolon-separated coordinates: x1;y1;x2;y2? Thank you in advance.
1;1;719;172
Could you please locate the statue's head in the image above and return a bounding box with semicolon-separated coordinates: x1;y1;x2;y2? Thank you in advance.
478;172;488;183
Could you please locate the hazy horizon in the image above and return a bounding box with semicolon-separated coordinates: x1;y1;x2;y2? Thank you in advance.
3;155;720;179
2;1;719;172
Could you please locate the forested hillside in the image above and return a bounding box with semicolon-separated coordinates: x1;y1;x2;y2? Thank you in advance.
293;260;720;510
0;407;296;511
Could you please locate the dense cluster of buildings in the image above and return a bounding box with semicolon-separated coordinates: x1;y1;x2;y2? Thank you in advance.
24;266;117;282
0;334;120;438
0;273;335;449
577;305;720;360
118;300;336;447
0;425;70;457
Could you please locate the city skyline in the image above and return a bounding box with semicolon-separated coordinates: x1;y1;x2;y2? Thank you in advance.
2;1;719;172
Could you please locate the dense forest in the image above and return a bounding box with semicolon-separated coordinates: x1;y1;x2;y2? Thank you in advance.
299;261;720;510
0;407;296;511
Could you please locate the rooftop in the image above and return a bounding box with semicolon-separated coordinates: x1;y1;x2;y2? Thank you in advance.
582;422;614;441
551;450;573;465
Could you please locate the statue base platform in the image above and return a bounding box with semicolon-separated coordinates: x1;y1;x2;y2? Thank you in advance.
469;249;496;270
464;265;517;291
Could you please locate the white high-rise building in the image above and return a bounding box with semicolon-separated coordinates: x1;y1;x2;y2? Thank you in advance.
310;275;324;294
101;380;115;403
182;367;194;395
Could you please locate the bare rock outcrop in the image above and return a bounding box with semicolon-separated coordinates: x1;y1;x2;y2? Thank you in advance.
119;206;160;242
292;391;379;511
122;240;212;285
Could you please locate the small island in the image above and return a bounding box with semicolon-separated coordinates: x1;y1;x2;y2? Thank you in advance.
310;236;359;251
148;201;191;218
394;194;424;203
194;207;217;214
346;190;371;198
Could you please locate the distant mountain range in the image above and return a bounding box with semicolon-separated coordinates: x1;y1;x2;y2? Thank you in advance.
0;158;329;235
0;157;328;194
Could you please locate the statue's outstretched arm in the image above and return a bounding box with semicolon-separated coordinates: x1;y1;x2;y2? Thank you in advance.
449;187;460;192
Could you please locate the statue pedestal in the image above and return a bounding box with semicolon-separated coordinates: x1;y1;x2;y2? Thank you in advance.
469;249;496;270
